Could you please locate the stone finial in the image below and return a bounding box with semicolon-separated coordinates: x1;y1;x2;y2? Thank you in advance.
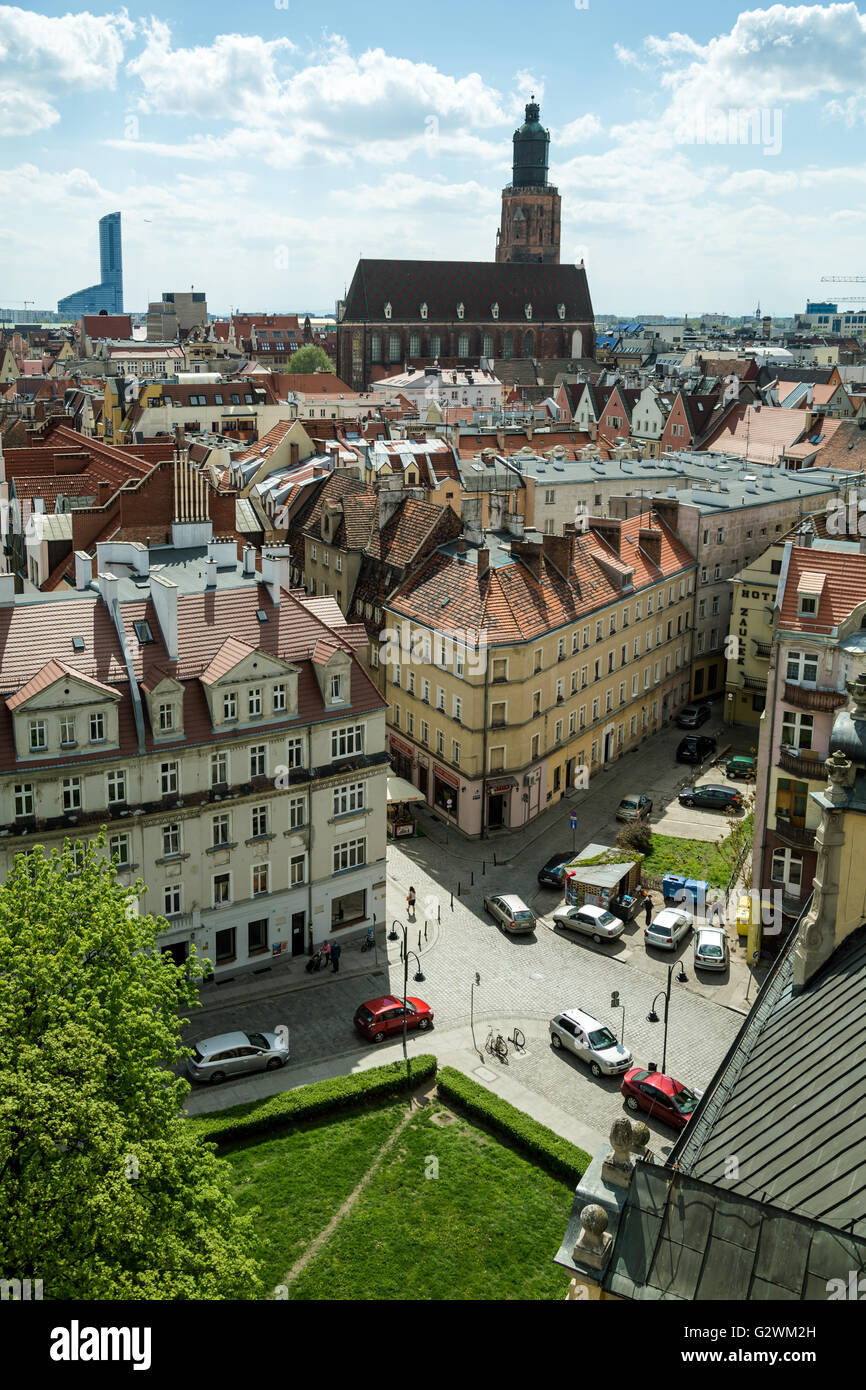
847;672;866;720
825;749;855;803
629;1121;651;1160
572;1203;612;1270
602;1117;636;1187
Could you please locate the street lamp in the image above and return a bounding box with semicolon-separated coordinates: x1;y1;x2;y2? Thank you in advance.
388;916;402;942
646;962;684;1075
391;918;427;1081
471;971;481;1053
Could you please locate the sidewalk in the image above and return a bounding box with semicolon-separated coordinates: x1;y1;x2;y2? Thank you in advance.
188;936;388;1018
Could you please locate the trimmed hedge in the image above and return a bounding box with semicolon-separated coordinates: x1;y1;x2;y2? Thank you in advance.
436;1066;591;1185
188;1054;437;1147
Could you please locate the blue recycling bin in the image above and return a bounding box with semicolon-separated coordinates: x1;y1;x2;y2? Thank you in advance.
684;879;710;915
662;874;687;903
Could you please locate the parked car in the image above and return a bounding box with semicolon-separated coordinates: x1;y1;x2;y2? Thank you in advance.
537;851;573;888
694;925;730;971
678;784;742;812
621;1068;701;1129
549;1008;632;1077
353;995;433;1044
553;903;625;942
616;793;653;823
186;1030;290;1085
644;907;693;951
676;735;717;764
725;754;756;781
483;893;537;934
675;702;712;729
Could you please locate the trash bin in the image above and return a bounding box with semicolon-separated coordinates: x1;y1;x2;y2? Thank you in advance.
662;874;687;903
684;878;710;916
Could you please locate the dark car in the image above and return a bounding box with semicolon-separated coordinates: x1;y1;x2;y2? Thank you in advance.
725;755;756;781
537;852;573;888
675;703;712;729
354;996;434;1044
621;1067;701;1129
676;735;717;764
678;784;743;812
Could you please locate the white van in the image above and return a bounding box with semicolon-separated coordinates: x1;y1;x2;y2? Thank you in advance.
548;1008;632;1077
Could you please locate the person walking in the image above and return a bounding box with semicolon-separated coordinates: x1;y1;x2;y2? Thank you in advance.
320;939;331;967
407;886;417;918
331;940;342;973
644;895;653;927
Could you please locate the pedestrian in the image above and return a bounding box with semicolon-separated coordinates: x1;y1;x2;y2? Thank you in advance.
644;895;653;927
331;940;342;973
407;886;417;918
320;939;331;966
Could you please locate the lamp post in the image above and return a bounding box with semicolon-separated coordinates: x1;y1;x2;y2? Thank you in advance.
388;916;402;943
391;918;426;1081
646;960;687;1074
471;971;481;1054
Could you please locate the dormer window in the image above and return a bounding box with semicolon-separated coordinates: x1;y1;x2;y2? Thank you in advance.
330;673;345;703
420;302;428;320
557;303;566;320
158;703;174;732
384;302;392;320
491;302;499;320
525;302;533;320
456;302;465;320
223;691;237;721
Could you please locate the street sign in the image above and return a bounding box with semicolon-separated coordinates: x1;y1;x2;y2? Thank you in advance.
569;813;578;830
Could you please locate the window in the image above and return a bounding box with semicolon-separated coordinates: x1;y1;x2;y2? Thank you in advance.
436;730;445;754
592;698;600;720
452;695;463;722
781;711;813;751
606;690;613;712
90;712;105;742
711;596;720;617
251;804;269;837
107;770;126;805
420;720;429;746
609;615;616;636
436;686;445;711
212;814;230;847
579;705;586;729
250;745;266;778
771;847;803;890
163;823;181;856
407;712;414;735
213;874;231;906
581;665;588;688
252;863;269;897
14;784;34;818
530;733;540;760
286;737;303;769
452;740;461;765
223;692;237;721
158;703;174;732
421;680;431;704
556;678;564;702
164;885;182;916
798;595;817;616
109;832;130;867
60;716;76;747
570;672;578;695
334;838;366;873
29;720;47;752
62;777;81;812
454;649;464;679
698;600;706;620
619;682;626;704
332;724;364;759
249;918;269;953
787;650;819;684
288;796;306;829
334;782;365;816
554;719;563;744
211;751;228;786
595;621;603;642
160;762;179;796
248;688;262;718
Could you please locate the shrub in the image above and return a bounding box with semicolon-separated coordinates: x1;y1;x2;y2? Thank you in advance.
615;821;653;856
190;1054;437;1147
436;1067;590;1184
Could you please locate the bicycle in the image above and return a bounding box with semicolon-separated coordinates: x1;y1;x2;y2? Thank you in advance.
508;1027;526;1052
485;1028;509;1059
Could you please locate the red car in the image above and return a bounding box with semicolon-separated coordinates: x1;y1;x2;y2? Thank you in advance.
353;995;434;1044
620;1067;701;1129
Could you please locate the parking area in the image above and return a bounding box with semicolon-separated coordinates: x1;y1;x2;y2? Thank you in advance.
652;764;752;840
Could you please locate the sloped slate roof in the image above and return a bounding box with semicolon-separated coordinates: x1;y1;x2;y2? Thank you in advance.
343;259;593;324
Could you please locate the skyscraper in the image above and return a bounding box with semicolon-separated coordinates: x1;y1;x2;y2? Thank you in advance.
58;212;124;317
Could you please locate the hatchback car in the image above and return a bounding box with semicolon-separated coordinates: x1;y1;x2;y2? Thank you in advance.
616;793;653;823
675;703;712;728
537;852;573;888
549;1009;632;1077
353;995;433;1044
644;907;693;951
678;784;742;812
676;735;717;764
186;1030;290;1085
694;925;729;971
621;1068;701;1129
553;903;625;942
725;755;756;781
483;893;537;934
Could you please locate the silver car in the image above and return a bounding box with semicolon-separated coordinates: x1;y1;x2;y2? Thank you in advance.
694;925;729;971
616;794;653;823
644;908;693;952
186;1029;290;1084
553;904;625;943
483;893;537;934
549;1008;632;1077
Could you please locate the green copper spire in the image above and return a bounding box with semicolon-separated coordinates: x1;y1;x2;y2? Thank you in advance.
511;95;549;188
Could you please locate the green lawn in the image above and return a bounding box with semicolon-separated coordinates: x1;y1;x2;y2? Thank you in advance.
225;1102;573;1300
642;814;753;887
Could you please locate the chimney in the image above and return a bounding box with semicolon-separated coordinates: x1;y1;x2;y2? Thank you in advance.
74;550;93;590
510;537;543;580
639;528;662;567
477;547;490;577
542;530;574;577
456;537;467;555
0;572;15;605
150;573;179;660
590;517;622;555
205;558;217;588
243;545;256;575
97;479;111;502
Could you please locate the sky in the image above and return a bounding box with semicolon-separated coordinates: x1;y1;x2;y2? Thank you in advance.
3;1;866;318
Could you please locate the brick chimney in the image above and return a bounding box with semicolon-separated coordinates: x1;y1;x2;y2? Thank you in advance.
476;547;490;577
590;517;622;555
542;530;574;577
510;537;543;581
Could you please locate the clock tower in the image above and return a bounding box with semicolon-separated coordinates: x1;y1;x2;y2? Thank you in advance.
495;98;561;265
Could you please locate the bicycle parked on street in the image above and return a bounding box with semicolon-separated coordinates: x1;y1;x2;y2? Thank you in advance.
485;1028;508;1059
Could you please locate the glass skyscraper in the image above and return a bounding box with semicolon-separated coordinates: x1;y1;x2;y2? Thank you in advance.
58;212;123;317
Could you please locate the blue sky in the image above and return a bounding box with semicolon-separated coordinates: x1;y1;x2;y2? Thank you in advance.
3;1;866;317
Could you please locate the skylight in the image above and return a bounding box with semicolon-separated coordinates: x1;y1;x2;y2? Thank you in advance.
71;636;85;653
256;609;269;623
133;620;154;644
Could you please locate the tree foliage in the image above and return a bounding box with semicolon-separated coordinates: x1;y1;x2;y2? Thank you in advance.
0;837;261;1299
288;344;335;375
614;821;653;857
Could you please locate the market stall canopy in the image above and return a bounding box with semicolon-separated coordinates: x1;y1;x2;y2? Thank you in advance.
387;775;427;804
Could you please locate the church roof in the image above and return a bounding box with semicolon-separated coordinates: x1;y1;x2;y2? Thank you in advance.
342;259;593;326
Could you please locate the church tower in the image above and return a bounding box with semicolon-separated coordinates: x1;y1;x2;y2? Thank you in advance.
495;98;561;265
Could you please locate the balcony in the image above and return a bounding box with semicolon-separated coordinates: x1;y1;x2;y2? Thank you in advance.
783;682;847;714
754;641;772;659
742;675;768;693
773;819;816;850
778;748;827;780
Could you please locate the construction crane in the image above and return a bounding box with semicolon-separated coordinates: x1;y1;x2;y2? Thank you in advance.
821;276;866;283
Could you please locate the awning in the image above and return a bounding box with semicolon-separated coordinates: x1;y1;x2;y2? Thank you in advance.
387;775;426;805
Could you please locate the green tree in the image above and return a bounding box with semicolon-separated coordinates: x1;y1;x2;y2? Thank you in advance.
715;794;756;891
0;837;261;1299
288;344;335;375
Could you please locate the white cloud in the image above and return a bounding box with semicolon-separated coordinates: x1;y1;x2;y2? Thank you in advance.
0;86;58;136
614;44;646;70
559;113;603;145
0;5;134;132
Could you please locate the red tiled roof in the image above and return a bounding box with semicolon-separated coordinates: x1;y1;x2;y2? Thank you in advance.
200;637;256;686
779;546;866;633
6;657;120;710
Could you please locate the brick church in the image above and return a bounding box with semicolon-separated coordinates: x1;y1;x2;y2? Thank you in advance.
337;100;594;390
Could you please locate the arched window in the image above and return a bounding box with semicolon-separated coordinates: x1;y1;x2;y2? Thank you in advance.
483;332;494;358
523;331;534;359
503;331;513;360
389;333;401;362
409;332;420;358
429;333;441;358
458;332;469;357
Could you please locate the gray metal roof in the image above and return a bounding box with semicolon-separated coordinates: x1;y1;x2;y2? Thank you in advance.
604;1163;866;1300
672;922;866;1238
